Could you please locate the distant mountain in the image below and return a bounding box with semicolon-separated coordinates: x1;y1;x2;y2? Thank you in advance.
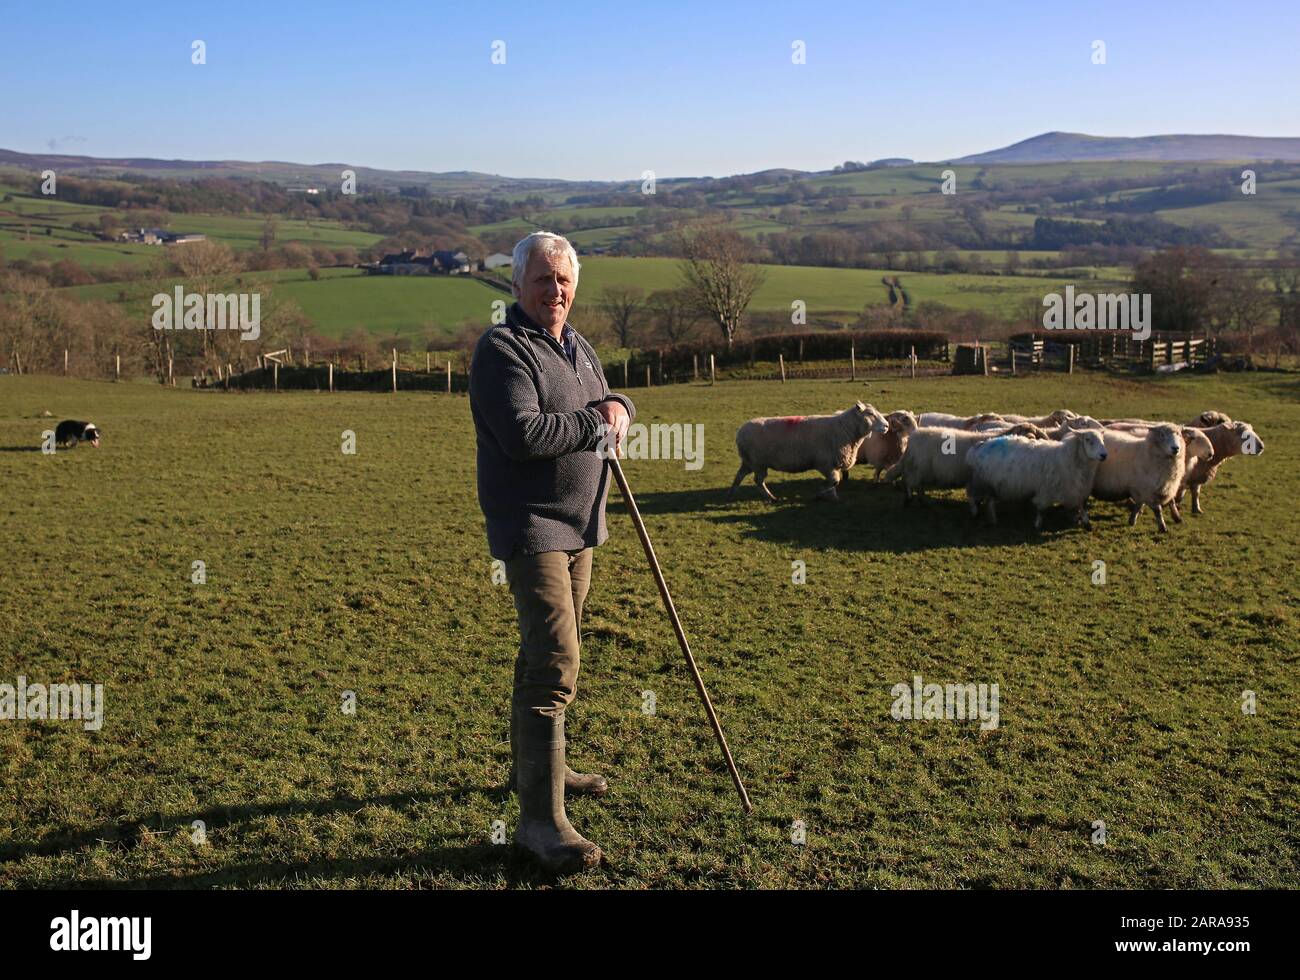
954;131;1300;164
0;148;590;196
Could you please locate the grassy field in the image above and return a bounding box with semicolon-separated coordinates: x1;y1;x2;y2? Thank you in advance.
577;257;1123;321
1;369;1297;889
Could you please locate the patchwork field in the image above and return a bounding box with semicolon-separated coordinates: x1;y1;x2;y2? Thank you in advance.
1;370;1296;888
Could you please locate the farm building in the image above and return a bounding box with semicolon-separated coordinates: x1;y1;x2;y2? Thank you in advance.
483;252;512;269
116;228;207;245
370;249;477;275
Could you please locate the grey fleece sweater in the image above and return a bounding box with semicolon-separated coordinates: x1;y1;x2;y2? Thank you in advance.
470;303;636;560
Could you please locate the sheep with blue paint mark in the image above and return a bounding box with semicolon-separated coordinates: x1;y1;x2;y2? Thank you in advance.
965;430;1109;530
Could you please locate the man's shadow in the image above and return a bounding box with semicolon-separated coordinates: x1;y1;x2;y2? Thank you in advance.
3;786;619;889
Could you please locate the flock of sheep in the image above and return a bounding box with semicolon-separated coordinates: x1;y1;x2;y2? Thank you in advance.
730;401;1264;532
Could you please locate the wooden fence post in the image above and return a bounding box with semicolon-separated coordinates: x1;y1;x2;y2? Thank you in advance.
63;349;69;375
850;341;856;382
115;353;121;382
168;356;174;386
426;352;431;373
1068;345;1075;375
447;360;452;394
645;364;651;388
328;362;334;392
710;353;716;385
392;349;398;393
274;361;279;391
1011;349;1017;376
693;354;698;381
623;359;628;387
910;345;916;380
779;353;786;383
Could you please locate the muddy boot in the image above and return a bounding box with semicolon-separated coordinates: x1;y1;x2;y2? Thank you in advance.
513;709;602;874
507;723;609;798
506;763;608;797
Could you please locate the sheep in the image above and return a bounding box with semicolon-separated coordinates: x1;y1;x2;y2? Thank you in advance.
1045;416;1104;439
1091;425;1209;532
883;426;1010;505
965;430;1109;530
856;410;918;481
1187;410;1233;428
1172;420;1264;517
996;409;1078;428
730;401;889;502
970;420;1052;439
917;411;1004;429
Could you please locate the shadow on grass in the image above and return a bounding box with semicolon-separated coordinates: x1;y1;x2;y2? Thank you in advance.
0;446;45;453
626;479;1116;553
3;786;615;889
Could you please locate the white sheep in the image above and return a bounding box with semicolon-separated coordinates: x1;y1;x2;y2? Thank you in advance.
996;409;1078;428
856;410;918;480
1173;420;1264;517
965;430;1109;529
730;401;888;502
1046;416;1104;439
1091;424;1211;532
884;426;1007;504
917;411;1004;429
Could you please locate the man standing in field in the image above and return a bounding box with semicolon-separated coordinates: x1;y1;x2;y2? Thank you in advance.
469;231;634;873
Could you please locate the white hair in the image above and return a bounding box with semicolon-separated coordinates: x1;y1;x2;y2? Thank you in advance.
511;231;580;292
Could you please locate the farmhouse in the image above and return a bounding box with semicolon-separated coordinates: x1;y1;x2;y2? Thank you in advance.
483;252;512;269
368;249;478;275
117;228;207;245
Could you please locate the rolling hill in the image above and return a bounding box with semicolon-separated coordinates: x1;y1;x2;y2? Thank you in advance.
955;132;1300;165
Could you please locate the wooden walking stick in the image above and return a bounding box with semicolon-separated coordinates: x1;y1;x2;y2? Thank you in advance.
606;451;754;814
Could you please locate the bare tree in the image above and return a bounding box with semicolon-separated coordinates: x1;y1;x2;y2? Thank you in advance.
647;288;702;344
597;285;647;347
675;225;766;349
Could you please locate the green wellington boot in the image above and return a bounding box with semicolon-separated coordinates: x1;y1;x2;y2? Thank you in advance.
512;709;602;874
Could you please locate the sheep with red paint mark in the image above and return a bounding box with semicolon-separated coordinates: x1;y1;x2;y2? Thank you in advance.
730;401;888;502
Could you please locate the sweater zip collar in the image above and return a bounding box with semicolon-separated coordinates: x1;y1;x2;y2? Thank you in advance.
509;303;586;377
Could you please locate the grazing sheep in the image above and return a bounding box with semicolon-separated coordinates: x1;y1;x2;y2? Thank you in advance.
856;410;918;481
917;411;1003;429
730;402;888;502
1172;420;1264;517
965;430;1109;530
996;409;1078;428
1091;425;1202;532
884;427;1009;504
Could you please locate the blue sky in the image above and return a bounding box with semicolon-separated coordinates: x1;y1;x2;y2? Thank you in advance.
2;0;1297;181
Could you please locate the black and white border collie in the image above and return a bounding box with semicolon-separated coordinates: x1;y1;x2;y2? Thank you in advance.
55;420;101;449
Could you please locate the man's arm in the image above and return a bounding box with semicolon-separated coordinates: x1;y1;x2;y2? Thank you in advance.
471;334;604;462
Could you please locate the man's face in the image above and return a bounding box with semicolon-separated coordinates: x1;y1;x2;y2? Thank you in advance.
516;250;576;333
